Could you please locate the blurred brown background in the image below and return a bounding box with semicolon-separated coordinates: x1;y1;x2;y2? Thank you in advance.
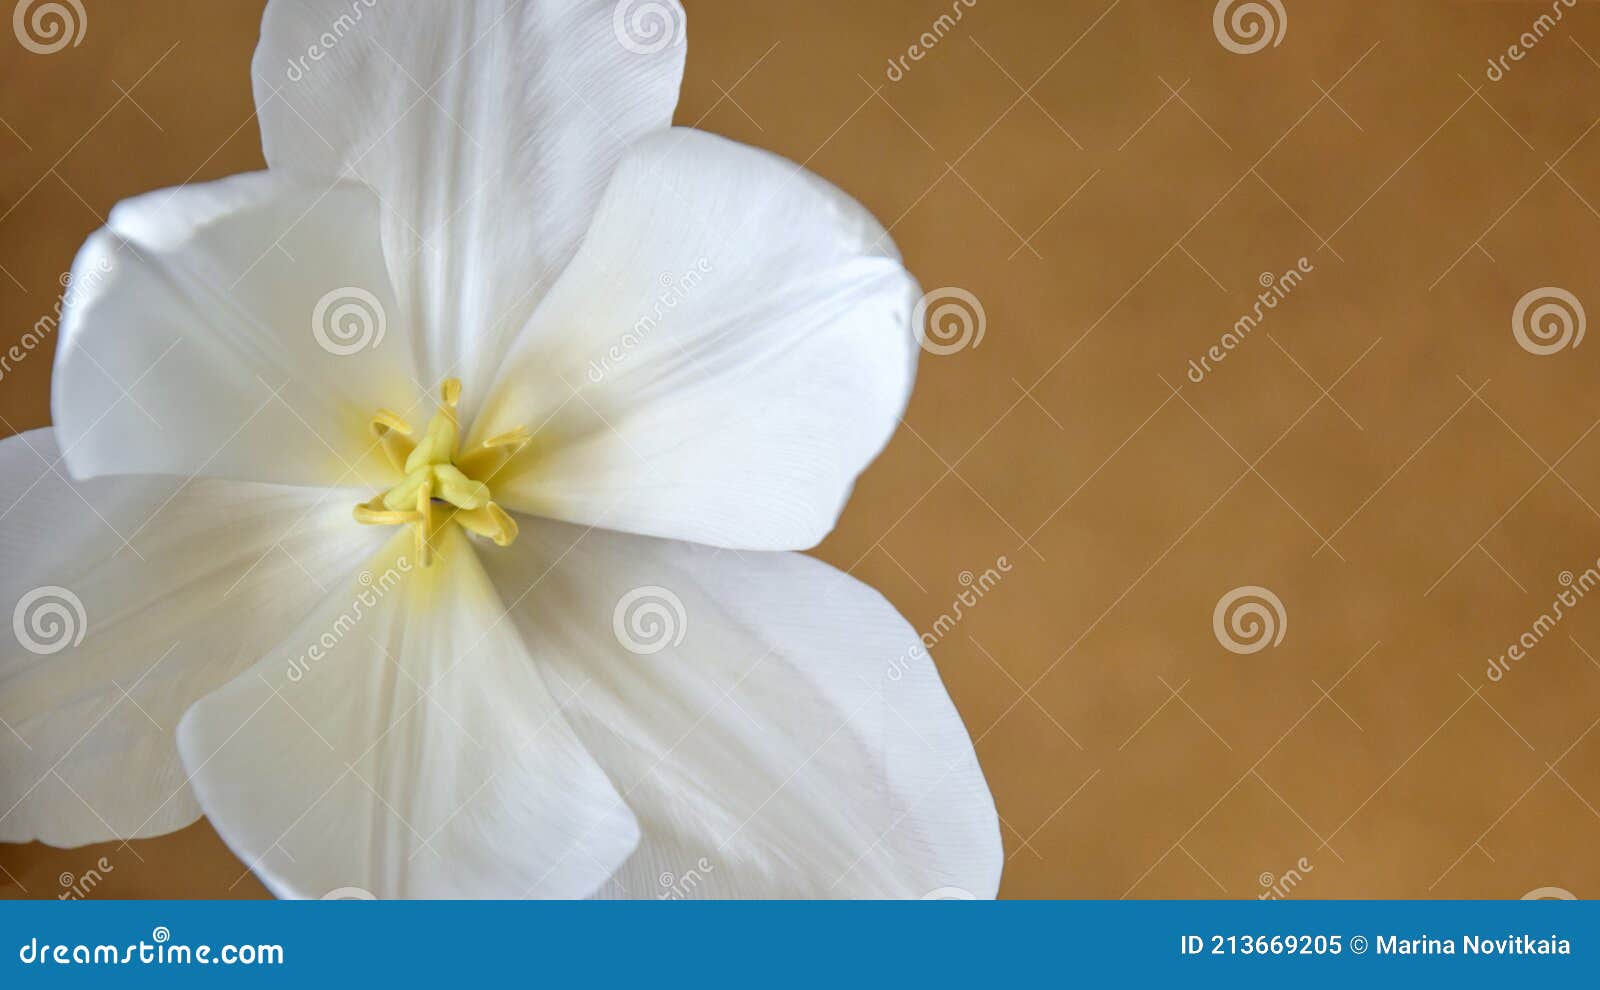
6;0;1600;899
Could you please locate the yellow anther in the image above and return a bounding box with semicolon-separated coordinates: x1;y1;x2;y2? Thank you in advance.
370;410;416;472
353;495;422;527
353;380;527;565
455;502;518;547
371;410;413;434
455;426;531;482
402;377;464;473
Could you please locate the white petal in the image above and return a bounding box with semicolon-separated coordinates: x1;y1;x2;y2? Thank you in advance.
175;527;639;899
473;129;920;551
53;171;415;489
480;516;1000;898
0;429;385;845
252;0;686;400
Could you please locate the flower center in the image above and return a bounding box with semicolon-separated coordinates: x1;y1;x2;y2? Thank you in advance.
353;378;528;566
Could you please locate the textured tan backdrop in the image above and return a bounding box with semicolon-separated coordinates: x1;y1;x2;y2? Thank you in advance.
5;0;1600;899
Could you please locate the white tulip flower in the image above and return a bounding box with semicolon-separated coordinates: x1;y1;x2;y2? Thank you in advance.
0;0;1000;899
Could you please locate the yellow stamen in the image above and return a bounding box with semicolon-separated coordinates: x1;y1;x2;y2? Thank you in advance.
431;464;490;509
455;426;532;480
352;495;421;526
455;502;519;547
370;410;416;473
352;378;526;565
414;472;434;567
